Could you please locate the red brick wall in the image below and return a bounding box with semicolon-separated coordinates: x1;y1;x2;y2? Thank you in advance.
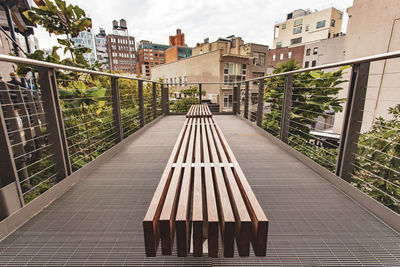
267;45;305;69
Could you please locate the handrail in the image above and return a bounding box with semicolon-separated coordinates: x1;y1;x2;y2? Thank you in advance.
0;54;161;84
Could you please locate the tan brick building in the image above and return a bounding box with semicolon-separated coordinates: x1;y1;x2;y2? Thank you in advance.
151;36;269;112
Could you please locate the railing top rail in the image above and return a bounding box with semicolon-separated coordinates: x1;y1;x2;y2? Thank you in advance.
0;54;162;84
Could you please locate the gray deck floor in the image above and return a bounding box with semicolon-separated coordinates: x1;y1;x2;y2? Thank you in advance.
0;115;399;266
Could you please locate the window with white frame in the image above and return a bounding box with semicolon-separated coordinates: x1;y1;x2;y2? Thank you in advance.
288;52;292;59
280;53;283;60
223;92;233;108
223;62;246;85
253;52;266;66
272;54;276;61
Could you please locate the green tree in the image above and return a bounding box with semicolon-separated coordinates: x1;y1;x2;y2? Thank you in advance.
169;86;206;113
262;60;347;171
353;104;400;212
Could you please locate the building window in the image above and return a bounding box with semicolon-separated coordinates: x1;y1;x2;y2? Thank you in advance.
290;37;302;45
282;23;286;29
184;76;187;85
306;25;310;31
288;52;292;59
305;61;309;68
331;19;336;27
174;77;177;84
223;62;246;85
280;53;283;60
253;52;266;66
276;41;282;48
179;77;182;86
306;48;311;56
272;54;276;61
316;20;326;29
293;27;302;34
312;60;317;67
294;19;302;27
251;93;258;104
313;47;318;55
223;93;233;108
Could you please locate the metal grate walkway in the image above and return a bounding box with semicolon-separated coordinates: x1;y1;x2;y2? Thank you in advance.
0;115;399;266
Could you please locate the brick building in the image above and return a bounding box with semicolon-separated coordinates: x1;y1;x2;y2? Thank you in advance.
107;19;137;74
267;45;305;69
136;41;170;77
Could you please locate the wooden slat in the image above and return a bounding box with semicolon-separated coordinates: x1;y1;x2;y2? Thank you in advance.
175;117;197;256
200;117;219;258
208;118;252;256
143;118;190;257
213;119;269;256
159;118;194;255
204;118;235;257
192;117;204;257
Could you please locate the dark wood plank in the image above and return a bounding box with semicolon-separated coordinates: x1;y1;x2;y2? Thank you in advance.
213;120;269;256
204;118;235;257
192;117;204;257
143;118;189;257
208;118;252;257
175;117;196;256
200;117;219;258
159;118;194;255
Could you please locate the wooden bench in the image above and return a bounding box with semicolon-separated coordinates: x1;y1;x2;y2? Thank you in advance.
186;104;212;118
143;105;268;257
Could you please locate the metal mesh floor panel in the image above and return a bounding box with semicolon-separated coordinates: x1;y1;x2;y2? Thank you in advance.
0;115;399;266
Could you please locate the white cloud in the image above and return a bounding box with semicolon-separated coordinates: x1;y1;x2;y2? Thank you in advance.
32;0;354;51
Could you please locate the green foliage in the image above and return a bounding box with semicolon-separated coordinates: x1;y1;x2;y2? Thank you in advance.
262;60;348;141
353;104;400;212
169;86;205;113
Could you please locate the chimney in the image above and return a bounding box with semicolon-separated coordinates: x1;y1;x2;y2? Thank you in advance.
204;37;209;44
176;28;181;35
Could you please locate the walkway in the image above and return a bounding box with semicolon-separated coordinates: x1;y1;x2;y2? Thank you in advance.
0;115;399;266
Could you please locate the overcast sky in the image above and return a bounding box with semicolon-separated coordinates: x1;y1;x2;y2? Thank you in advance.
33;0;354;51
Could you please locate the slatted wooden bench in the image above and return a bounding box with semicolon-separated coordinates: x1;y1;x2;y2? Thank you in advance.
143;105;268;257
186;104;212;118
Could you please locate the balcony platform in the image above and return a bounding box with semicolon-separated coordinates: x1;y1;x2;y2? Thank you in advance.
0;115;399;266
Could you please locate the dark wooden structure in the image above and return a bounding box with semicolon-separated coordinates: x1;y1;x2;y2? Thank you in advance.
143;105;268;257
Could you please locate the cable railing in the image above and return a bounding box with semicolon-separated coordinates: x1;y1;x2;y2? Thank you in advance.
0;55;166;214
0;51;400;221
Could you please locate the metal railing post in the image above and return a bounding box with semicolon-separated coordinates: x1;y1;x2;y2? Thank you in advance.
280;74;294;143
199;83;202;104
0;104;24;207
336;62;371;181
244;81;249;119
256;79;264;127
152;82;157;119
161;85;169;115
232;83;239;114
111;77;123;142
38;68;72;180
138;80;144;127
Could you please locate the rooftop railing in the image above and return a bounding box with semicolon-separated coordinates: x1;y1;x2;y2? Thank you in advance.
0;51;399;231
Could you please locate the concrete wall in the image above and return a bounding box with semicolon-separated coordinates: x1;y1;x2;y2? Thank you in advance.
274;8;343;48
151;50;222;103
332;0;400;133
